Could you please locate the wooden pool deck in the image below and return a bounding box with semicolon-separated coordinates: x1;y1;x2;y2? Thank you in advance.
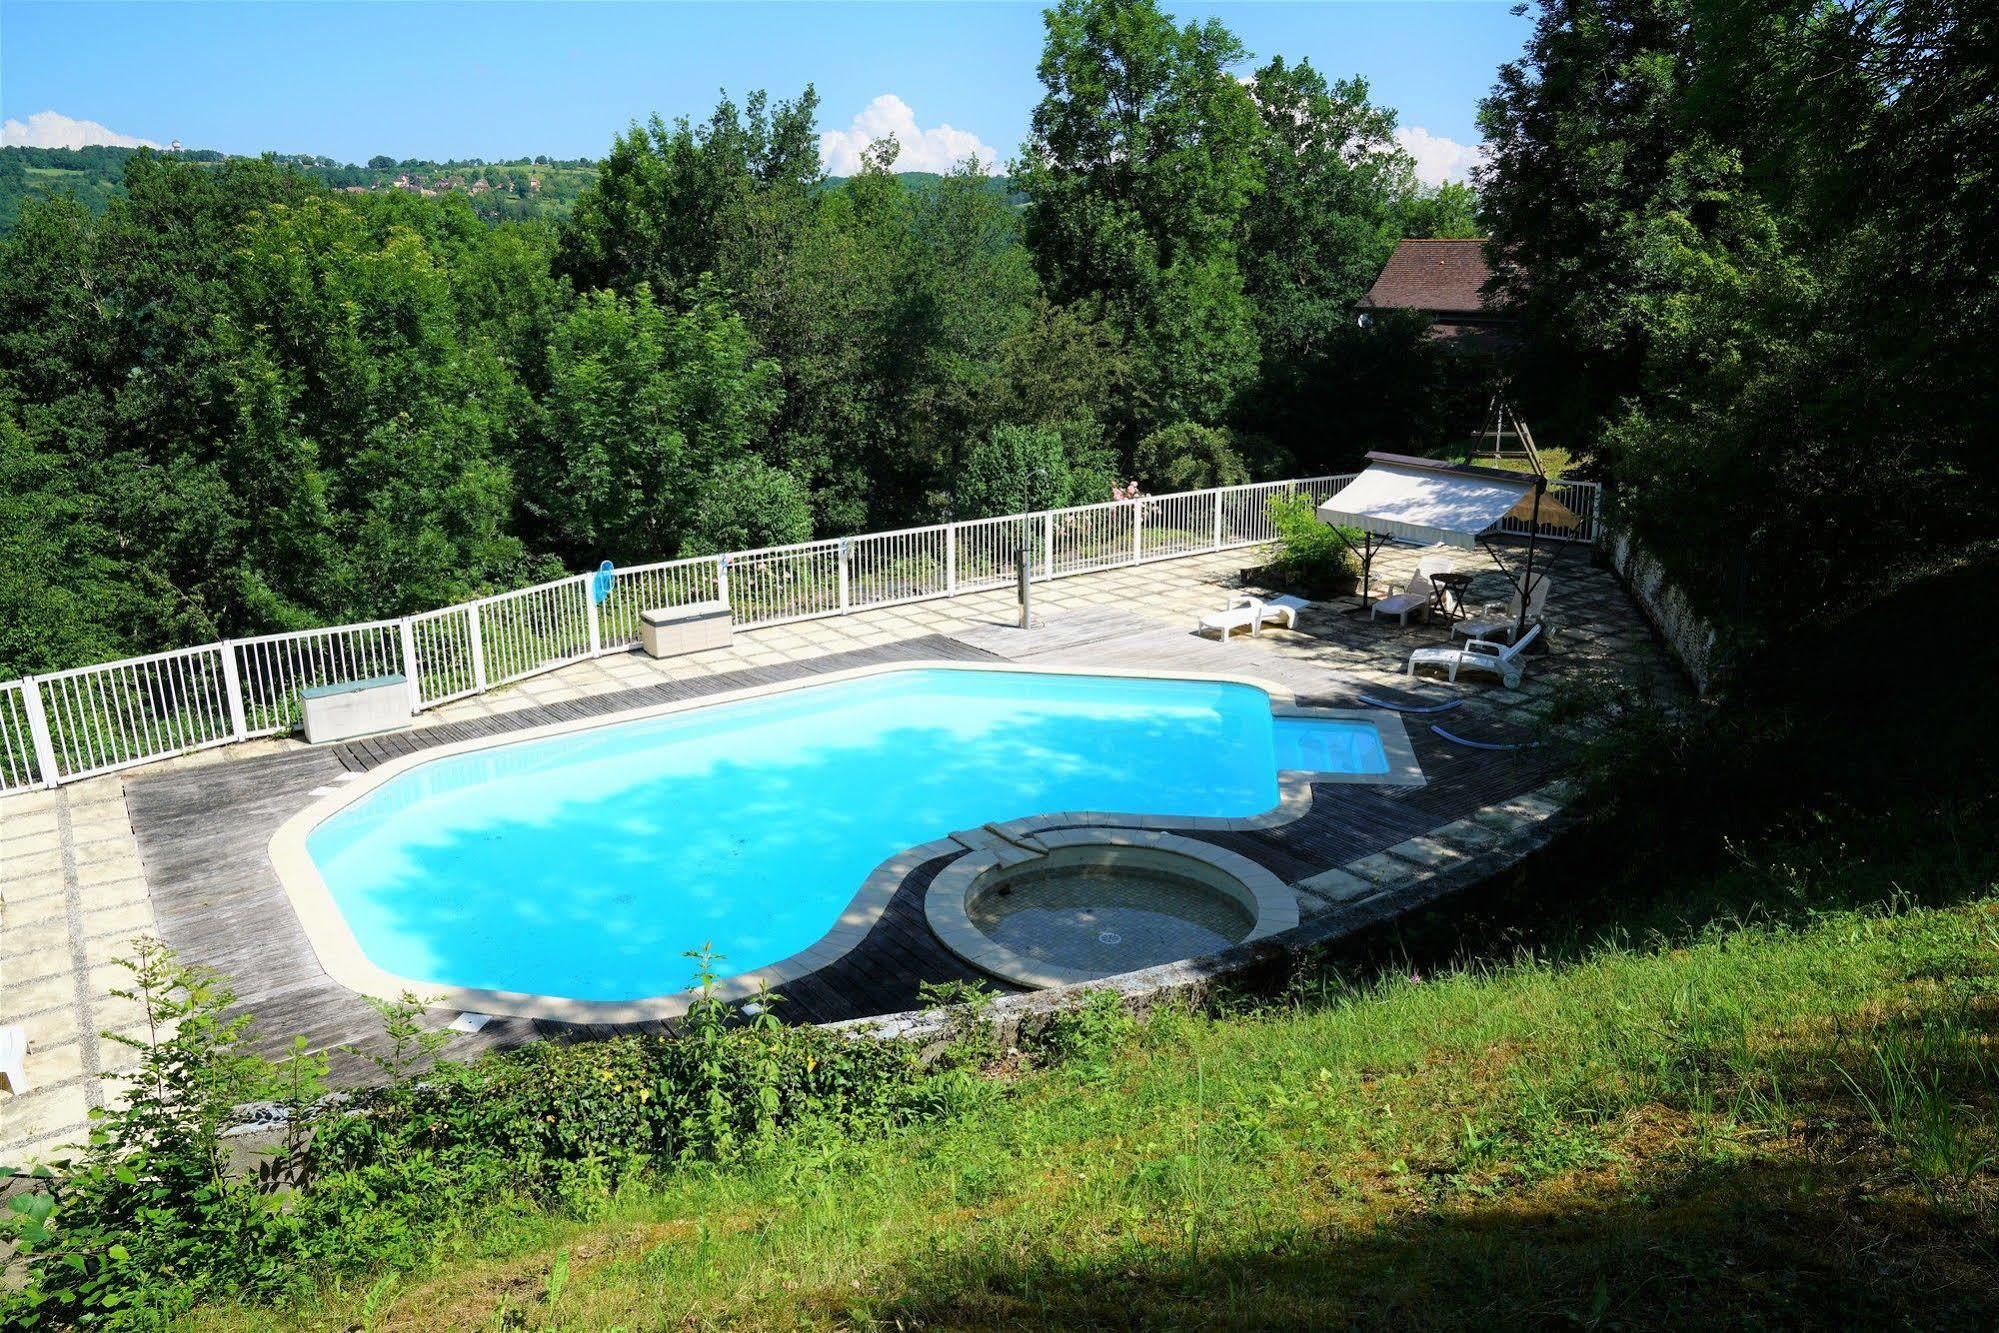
4;543;1675;1155
113;611;1555;1083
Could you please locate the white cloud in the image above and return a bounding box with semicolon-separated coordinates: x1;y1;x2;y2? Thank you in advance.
819;94;998;176
1395;126;1485;187
1;110;159;150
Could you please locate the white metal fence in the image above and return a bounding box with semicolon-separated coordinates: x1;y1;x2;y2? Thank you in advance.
0;473;1598;791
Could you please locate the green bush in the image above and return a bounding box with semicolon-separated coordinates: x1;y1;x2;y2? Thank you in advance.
681;457;814;555
1263;491;1360;596
953;424;1073;520
0;946;937;1326
1130;422;1250;493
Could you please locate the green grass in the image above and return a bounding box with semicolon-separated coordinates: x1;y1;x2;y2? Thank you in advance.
1478;447;1572;478
184;888;1999;1331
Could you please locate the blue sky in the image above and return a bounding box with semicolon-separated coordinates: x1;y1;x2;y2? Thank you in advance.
2;2;1528;183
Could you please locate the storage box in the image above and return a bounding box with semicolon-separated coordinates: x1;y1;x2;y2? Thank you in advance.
301;674;413;744
641;600;732;658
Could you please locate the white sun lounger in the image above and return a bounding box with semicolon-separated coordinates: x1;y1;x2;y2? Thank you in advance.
1260;594;1310;629
1199;595;1265;640
1453;573;1551;642
1407;624;1542;689
1198;593;1310;641
1370;556;1455;627
1;1025;26;1094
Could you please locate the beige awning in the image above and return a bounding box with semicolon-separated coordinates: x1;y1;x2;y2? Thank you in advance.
1315;455;1539;549
1504;489;1581;533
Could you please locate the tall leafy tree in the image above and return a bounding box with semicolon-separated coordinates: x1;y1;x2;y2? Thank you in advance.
1481;0;1997;635
556;89;823;301
1238;59;1411;363
533;285;779;563
1014;0;1264;433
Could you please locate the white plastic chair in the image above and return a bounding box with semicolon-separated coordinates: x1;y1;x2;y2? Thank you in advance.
1370;556;1455;627
1454;573;1551;642
1407;624;1542;689
1260;594;1311;630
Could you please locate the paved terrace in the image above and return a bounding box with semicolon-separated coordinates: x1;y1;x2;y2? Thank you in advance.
1;543;1677;1159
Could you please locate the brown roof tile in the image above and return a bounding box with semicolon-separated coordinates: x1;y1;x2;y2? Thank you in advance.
1360;239;1495;317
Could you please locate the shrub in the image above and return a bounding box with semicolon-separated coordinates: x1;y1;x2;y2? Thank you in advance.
681;457;813;555
0;945;939;1326
1131;422;1250;493
1263;491;1360;596
954;424;1072;519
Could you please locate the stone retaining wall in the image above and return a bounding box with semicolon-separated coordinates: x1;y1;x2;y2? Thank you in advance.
1603;526;1727;695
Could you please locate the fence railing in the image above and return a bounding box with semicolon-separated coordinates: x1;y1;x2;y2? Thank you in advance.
0;473;1598;791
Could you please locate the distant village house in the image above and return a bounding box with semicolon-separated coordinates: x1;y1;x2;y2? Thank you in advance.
1355;239;1509;348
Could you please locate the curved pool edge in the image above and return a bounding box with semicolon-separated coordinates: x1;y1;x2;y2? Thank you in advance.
265;658;1424;1023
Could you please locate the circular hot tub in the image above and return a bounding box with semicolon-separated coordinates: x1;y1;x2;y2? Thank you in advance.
925;831;1299;988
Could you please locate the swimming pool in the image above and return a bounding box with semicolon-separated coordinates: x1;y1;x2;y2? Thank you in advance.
284;666;1413;1007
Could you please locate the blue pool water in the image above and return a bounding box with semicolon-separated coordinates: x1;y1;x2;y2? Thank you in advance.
305;668;1388;1000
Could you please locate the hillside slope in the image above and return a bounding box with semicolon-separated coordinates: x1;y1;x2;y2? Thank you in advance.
185;887;1999;1330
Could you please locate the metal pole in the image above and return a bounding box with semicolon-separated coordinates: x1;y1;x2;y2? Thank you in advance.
1517;481;1544;642
1017;553;1032;629
20;677;61;789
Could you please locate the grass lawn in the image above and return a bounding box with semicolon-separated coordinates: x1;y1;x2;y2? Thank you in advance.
1479;447;1572;478
188;887;1999;1331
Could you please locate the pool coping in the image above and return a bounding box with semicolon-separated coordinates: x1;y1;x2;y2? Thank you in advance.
923;829;1302;989
264;659;1422;1024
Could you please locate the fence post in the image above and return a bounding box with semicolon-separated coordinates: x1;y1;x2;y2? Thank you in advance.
583;576;602;657
396;618;423;714
216;643;249;741
716;556;730;609
946;524;958;595
467;604;489;693
1042;515;1055;580
1212;490;1224;550
838;540;851;613
19;677;61;789
1131;500;1144;566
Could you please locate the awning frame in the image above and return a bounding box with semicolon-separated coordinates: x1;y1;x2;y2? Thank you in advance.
1317;451;1563;638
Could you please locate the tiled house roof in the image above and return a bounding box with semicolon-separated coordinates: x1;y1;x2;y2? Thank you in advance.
1358;239;1496;317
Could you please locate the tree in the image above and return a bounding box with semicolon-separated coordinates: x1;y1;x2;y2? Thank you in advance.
1396;181;1481;239
534;285;779;564
1239;59;1411;358
556;88;822;301
1479;0;1997;636
1014;0;1264;433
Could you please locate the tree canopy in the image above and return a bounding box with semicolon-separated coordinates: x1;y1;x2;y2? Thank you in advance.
0;0;1462;680
1479;0;1997;644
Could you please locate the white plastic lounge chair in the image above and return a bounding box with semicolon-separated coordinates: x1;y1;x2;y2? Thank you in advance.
1407;624;1542;689
1199;594;1268;641
1370;556;1455;627
1260;594;1310;630
1453;574;1551;642
1;1024;25;1094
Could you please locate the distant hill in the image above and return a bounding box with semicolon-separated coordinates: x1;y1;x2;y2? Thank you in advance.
0;145;1021;232
0;145;598;229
